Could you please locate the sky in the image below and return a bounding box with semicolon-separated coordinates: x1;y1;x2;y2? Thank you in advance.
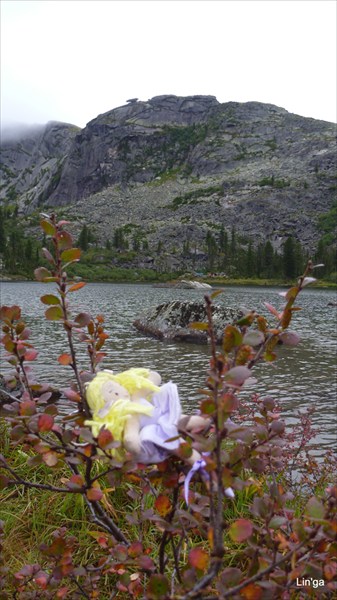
1;0;336;134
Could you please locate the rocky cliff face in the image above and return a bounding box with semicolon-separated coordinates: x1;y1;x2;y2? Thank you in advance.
1;95;336;255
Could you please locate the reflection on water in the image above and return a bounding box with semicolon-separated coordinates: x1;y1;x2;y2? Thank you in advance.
1;282;336;449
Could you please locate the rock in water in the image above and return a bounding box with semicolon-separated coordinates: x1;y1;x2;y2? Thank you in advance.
133;301;242;344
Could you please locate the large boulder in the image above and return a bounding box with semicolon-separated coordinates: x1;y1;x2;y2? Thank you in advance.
133;301;242;344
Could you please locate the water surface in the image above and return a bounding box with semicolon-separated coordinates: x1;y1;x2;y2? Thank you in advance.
1;282;336;449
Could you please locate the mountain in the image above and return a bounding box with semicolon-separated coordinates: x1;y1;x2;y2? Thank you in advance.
1;95;336;264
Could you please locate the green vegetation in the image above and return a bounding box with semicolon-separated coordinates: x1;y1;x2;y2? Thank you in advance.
1;210;336;286
169;185;223;210
257;175;290;188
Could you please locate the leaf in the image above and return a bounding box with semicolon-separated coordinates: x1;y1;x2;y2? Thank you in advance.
45;306;63;321
40;294;60;305
87;487;103;501
279;331;300;346
301;276;317;287
24;349;38;361
40;219;56;236
188;547;209;571
68;282;86;292
98;428;114;449
62;388;81;402
58;353;73;366
34;267;52;281
74;312;92;327
223;324;243;352
42;247;55;264
242;331;265;346
263;302;280;318
146;574;169;599
229;518;253;542
154;495;172;517
284;286;298;300
42;451;59;467
56;230;73;250
128;541;143;558
210;288;224;299
38;414;54;432
305;497;325;520
0;474;9;490
219;567;242;586
224;366;251;387
20;400;36;416
240;583;263;600
66;474;84;490
61;248;81;263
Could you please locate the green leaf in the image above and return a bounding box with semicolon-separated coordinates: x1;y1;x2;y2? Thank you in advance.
40;294;60;306
45;306;63;321
210;288;224;299
229;518;253;542
61;248;81;263
305;497;325;520
146;574;169;599
40;219;56;236
223;325;243;352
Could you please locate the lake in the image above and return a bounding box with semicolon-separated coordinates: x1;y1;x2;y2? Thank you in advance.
1;281;336;450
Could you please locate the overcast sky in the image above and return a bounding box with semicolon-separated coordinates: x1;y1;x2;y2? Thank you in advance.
1;0;336;133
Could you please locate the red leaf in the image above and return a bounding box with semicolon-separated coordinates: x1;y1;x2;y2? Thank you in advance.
42;247;55;264
74;312;92;327
240;583;263;600
56;230;73;250
66;474;84;490
62;388;81;402
24;349;38;361
58;353;72;366
128;541;143;558
188;547;209;571
38;414;54;432
87;487;103;501
68;282;86;292
229;518;253;543
154;495;171;517
98;428;114;449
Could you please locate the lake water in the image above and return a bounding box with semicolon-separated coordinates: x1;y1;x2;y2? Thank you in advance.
1;281;336;450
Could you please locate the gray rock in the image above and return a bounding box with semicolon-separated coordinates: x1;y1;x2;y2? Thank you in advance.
133;300;242;344
1;95;335;258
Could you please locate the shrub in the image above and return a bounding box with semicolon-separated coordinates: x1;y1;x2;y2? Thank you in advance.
0;213;336;598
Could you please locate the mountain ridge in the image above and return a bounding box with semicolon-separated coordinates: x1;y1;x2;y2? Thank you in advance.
1;95;336;266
